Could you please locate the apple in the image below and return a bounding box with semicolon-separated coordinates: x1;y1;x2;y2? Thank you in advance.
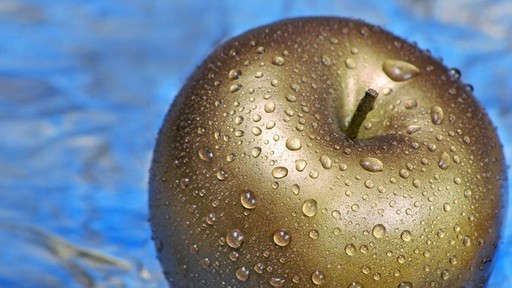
149;17;505;287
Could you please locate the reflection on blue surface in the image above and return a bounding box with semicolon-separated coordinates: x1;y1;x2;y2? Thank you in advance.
0;0;511;287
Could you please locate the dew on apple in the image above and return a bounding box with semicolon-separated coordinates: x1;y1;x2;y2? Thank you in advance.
406;124;421;134
235;266;250;281
269;275;286;287
398;281;413;288
311;270;325;285
345;243;357;256
226;229;244;248
351;204;359;211
199;258;210;269
345;58;356;69
397;254;406;264
240;190;257;209
321;55;331;66
347;281;364;288
430;106;444;125
228;69;242;80
309;169;319;179
272;166;288;179
291;183;300;195
229;251;239;261
309;229;319;239
286;136;302;150
252;127;262;135
359;157;384;172
272;56;285;66
264;102;276;113
254;262;264;274
273;228;291;247
331;209;341;219
382;59;420;81
404;99;418;109
251;146;261;157
198;147;213;162
438;152;450;170
401;230;412;242
320;155;332;169
372;224;386;238
216;168;228;181
302;199;318;217
229;83;242;93
205;212;217;225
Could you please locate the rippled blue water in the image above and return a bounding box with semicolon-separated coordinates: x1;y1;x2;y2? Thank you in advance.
1;1;511;287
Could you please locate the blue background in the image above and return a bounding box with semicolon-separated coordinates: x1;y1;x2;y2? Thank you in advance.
0;0;511;287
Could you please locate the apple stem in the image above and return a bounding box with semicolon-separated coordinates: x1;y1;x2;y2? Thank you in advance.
345;88;379;139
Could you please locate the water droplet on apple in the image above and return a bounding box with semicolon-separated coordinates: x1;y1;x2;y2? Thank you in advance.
406;125;421;135
360;157;383;172
273;228;291;247
254;262;264;273
347;281;364;288
398;281;413;288
431;106;444;125
331;210;341;219
448;68;461;81
228;69;242;80
438;152;450;170
401;230;412;242
286;137;302;151
269;275;286;287
198;148;213;162
295;159;307;172
272;167;288;179
291;184;300;195
230;83;242;93
302;199;318;217
272;56;285;66
226;229;244;248
320;155;332;169
216;168;228;181
321;55;331;66
345;243;356;256
251;147;262;157
441;269;450;280
240;190;257;209
286;94;297;102
397;254;406;264
382;59;420;81
309;229;319;239
311;270;325;285
236;266;250;281
265;102;276;113
206;212;217;225
345;58;356;69
372;224;386;238
404;99;418;109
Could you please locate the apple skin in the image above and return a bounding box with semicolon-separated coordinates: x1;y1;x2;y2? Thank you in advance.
149;17;506;287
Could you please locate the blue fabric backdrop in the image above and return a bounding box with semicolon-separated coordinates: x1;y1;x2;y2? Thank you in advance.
0;0;511;287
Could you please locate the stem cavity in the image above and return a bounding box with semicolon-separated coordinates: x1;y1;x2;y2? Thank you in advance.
345;88;379;139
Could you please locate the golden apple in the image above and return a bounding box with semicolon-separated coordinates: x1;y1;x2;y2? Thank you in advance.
149;17;506;287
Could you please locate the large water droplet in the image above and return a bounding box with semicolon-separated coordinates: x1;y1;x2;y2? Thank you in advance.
272;56;285;66
360;157;383;172
230;83;242;93
311;270;325;285
438;152;450;170
431;106;444;125
398;282;413;288
251;147;262;158
382;59;420;82
269;276;286;287
198;148;213;162
348;281;365;288
272;167;288;179
226;229;244;248
295;159;307;172
228;69;242;80
273;229;291;247
372;224;386;238
302;199;318;217
240;191;257;209
401;230;412;242
345;243;356;256
236;266;250;281
286;137;302;151
320;155;332;169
